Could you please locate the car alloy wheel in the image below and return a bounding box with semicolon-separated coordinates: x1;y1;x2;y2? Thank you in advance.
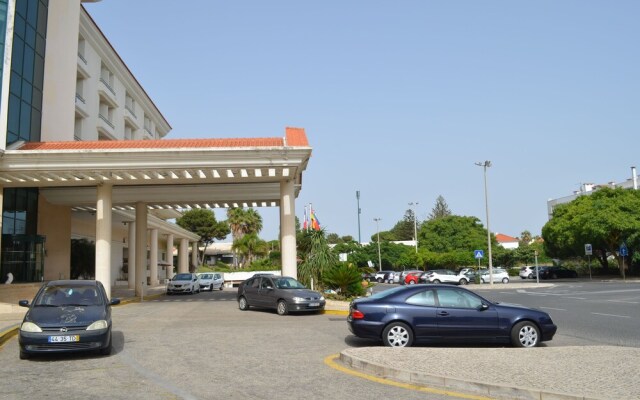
238;296;249;311
459;278;468;285
382;322;414;347
377;278;383;283
432;279;441;284
502;277;509;284
511;321;540;348
277;300;288;316
408;280;415;285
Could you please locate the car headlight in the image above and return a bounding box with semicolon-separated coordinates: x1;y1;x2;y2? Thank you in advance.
87;320;108;330
292;297;305;302
319;296;325;301
20;322;42;333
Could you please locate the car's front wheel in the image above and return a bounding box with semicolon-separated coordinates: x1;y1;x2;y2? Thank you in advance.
502;277;509;284
276;300;289;316
238;296;249;311
432;279;441;284
377;278;383;283
511;321;540;348
458;278;468;285
528;273;533;279
99;334;112;356
19;348;29;360
382;322;414;347
408;280;415;285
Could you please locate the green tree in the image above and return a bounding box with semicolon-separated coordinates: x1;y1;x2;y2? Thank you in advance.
428;195;452;220
322;263;366;298
519;230;533;246
176;209;229;265
226;208;263;268
542;187;640;276
298;228;337;289
232;232;269;268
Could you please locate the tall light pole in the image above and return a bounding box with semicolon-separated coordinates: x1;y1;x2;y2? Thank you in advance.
475;160;494;285
408;202;419;253
374;217;382;271
356;191;362;244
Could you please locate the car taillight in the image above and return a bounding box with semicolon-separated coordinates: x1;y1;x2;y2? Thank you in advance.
351;310;365;319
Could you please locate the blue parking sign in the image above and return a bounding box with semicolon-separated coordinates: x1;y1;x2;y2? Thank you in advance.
620;243;628;257
474;250;484;259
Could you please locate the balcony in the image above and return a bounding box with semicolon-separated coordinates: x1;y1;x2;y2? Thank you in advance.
97;114;116;139
124;105;139;129
75;93;89;118
98;78;118;107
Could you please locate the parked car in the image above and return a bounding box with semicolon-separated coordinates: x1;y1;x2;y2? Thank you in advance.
198;272;224;291
479;268;510;284
167;273;201;295
519;266;536;279
424;269;469;285
404;271;425;285
17;280;120;359
347;285;557;348
398;270;422;284
374;270;395;283
237;275;325;315
540;266;578;280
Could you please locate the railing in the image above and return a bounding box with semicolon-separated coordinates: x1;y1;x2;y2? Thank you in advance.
125;104;137;118
75;93;85;104
77;52;87;64
98;114;115;129
99;77;116;96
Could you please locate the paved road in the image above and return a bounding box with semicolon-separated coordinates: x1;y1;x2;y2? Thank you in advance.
0;290;455;400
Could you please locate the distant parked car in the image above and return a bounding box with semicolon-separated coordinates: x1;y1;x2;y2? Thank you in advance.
519;266;536;279
347;285;557;347
398;270;422;284
18;280;120;359
237;275;325;315
404;271;425;285
540;266;577;280
198;272;224;291
374;270;395;283
424;269;469;285
479;268;510;284
167;273;200;295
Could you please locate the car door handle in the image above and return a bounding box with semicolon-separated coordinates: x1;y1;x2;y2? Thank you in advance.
437;311;449;316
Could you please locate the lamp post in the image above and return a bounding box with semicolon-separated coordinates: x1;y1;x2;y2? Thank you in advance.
409;202;419;253
374;217;382;271
356;191;362;244
475;160;494;285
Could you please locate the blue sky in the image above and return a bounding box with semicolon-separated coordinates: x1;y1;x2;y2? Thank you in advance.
86;1;640;242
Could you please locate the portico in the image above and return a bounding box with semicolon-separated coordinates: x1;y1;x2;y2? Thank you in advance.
0;128;312;298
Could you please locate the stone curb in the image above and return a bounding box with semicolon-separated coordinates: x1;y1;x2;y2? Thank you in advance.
338;351;601;400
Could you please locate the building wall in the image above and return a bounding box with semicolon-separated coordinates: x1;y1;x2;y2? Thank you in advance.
37;196;71;281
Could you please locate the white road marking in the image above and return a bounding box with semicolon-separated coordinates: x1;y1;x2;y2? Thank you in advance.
606;300;639;304
591;312;631;319
540;307;566;311
566;297;586;300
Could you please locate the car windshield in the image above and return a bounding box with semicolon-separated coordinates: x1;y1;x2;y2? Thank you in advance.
35;285;103;307
200;274;212;279
174;273;192;281
274;277;306;289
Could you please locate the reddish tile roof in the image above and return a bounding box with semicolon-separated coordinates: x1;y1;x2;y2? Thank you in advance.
495;233;519;243
18;128;310;151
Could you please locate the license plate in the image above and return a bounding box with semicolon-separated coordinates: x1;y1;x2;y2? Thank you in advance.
309;302;320;307
48;335;79;343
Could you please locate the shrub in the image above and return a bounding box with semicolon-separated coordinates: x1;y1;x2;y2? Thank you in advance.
322;263;366;298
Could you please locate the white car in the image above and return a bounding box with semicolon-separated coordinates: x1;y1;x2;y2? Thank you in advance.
167;273;201;294
425;269;469;285
480;268;510;284
519;266;536;279
198;272;224;291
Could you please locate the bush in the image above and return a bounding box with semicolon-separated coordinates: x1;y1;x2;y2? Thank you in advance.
322;263;366;298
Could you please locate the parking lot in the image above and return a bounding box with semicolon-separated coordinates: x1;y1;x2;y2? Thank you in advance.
2;281;639;399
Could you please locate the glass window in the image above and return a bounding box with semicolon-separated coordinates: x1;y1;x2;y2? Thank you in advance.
37;2;47;35
19;101;31;137
24;24;35;45
9;71;21;95
436;289;483;309
21;78;31;103
26;0;38;26
406;289;436;307
7;94;20;133
15;0;27;17
13;15;25;39
11;37;24;73
22;46;34;82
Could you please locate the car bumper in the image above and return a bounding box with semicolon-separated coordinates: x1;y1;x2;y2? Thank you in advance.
289;300;326;312
347;319;384;339
167;286;193;293
19;327;111;355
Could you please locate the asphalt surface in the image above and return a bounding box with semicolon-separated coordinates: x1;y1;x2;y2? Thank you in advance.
1;280;639;399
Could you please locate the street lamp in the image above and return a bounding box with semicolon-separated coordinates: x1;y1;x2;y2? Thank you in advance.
356;191;362;244
374;217;382;271
475;160;494;285
408;202;419;253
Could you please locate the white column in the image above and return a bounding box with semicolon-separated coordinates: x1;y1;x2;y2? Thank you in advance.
127;221;136;289
0;186;3;262
166;234;174;279
95;184;113;298
280;179;297;279
135;202;148;297
179;238;189;273
149;229;158;286
191;242;198;272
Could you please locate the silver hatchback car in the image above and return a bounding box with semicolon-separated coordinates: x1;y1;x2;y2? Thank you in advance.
198;272;224;291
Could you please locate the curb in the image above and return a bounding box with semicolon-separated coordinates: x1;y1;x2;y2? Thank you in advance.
338;351;601;400
0;324;19;347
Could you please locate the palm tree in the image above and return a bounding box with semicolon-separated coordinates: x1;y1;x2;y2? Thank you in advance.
227;208;263;268
232;233;268;268
298;228;337;289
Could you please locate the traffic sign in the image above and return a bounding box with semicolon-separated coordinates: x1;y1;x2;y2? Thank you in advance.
620;243;628;257
474;250;484;259
584;244;592;256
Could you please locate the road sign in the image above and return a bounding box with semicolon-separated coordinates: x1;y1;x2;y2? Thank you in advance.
584;244;592;256
474;250;484;259
620;243;628;257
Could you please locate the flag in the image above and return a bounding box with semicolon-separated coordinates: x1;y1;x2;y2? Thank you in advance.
310;208;321;230
303;205;308;231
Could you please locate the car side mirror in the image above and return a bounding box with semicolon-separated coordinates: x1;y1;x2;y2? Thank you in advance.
110;298;121;306
478;303;489;311
18;300;29;307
